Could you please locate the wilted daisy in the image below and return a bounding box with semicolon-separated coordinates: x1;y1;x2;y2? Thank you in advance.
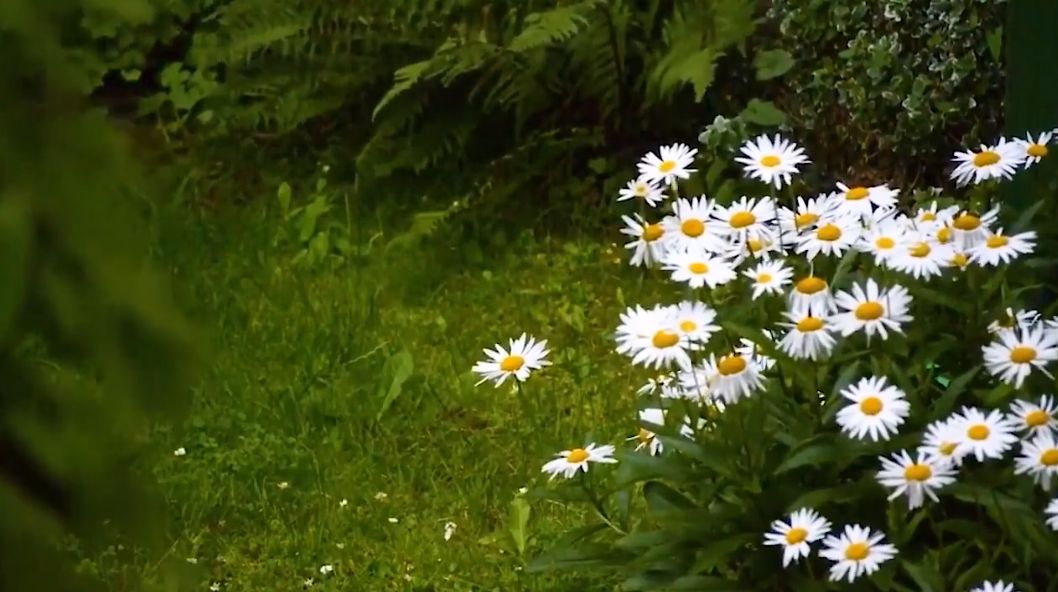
777;307;836;361
744;260;792;300
951;407;1018;462
887;231;953;280
1017;131;1052;168
472;334;551;387
788;275;835;315
735;134;809;189
762;508;832;567
831;183;899;219
876;450;956;509
637;143;697;186
629;408;665;456
712;196;777;244
982;325;1058;388
950;207;999;250
541;443;617;480
615;305;693;370
1007;395;1058;436
796;216;861;260
1046;498;1058;530
1015;431;1058;490
836;376;910;442
617;178;665;206
702;352;764;404
620;214;668;267
951;139;1025;185
969;228;1036;266
663;196;725;253
819;524;897;583
663;248;737;290
830;279;912;341
970;581;1019;592
860;219;907;265
919;417;969;467
671;300;720;348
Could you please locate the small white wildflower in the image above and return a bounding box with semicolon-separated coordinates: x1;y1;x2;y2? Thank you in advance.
443;521;457;541
303;577;314;587
335;542;345;549
277;481;290;490
388;517;399;524
209;583;221;592
185;557;198;564
338;498;348;508
374;491;388;501
173;447;186;456
319;564;334;575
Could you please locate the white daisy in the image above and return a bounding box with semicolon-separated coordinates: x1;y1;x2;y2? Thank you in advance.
637;143;697;186
1015;431;1058;490
777;306;837;361
788;275;835;316
671;300;720;348
663;196;726;253
736;335;776;372
918;417;970;467
615;305;693;370
472;333;551;387
912;201;959;227
628;408;665;456
836;376;910;442
744;260;792;300
762;508;832;567
1007;395;1058;436
876;450;956;509
636;372;684;399
829;279;913;341
819;524;898;583
969;228;1036;266
950;207;999;250
1046;498;1058;530
541;443;617;480
988;308;1042;337
735;134;809;189
777;194;837;244
620;214;669;267
675;364;712;401
701;352;764;404
663;247;737;290
860;218;907;265
1017;131;1052;168
712;196;777;244
617;178;665;206
970;581;1019;592
982;325;1058;388
725;232;784;264
951;139;1025;185
831;183;899;219
679;415;707;439
795;215;862;260
887;231;954;280
951;407;1018;462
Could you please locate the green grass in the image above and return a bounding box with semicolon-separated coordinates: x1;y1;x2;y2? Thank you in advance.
84;205;674;591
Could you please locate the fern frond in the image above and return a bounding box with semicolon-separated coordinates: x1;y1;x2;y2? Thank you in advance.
507;2;598;52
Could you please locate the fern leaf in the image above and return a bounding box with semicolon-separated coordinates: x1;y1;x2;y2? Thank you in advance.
373;59;432;120
508;2;597;52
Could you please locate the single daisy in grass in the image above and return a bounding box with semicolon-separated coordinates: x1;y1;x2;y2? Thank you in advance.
702;352;764;404
1017;130;1052;168
1015;431;1058;490
887;231;954;280
988;308;1041;336
778;194;837;244
949;207;999;250
628;408;665;456
836;376;910;442
617;177;665;206
637;143;697;186
876;450;956;509
951;406;1018;462
970;581;1019;592
951;139;1025;185
819;524;897;583
671;300;720;349
762;508;831;567
744;260;793;300
982;325;1058;388
969;228;1036;266
472;333;551;387
777;306;836;361
735;133;809;189
712;195;778;244
1046;498;1058;531
541;443;617;480
663;247;737;290
860;218;907;265
788;274;835;316
912;201;959;227
1007;395;1058;436
620;214;668;267
831;182;899;219
795;215;862;260
919;417;969;467
663;196;726;253
830;279;913;341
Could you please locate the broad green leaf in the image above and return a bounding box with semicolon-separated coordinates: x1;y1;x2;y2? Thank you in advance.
614;530;669;551
774;437;843;474
0;201;30;340
643;481;696;516
375;349;414;421
986;26;1003;62
753;49;795;80
508;496;531;557
668;576;746;591
615;451;689;486
901;559;942;592
525;542;623;573
929;365;979;419
785;480;872;512
739;99;786;126
692;532;755;573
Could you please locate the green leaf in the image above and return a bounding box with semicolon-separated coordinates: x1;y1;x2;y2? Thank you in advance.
667;576;746;591
929;365;979;419
525;542;623;573
785;480;872;512
0;201;30;340
615;451;689;486
643;481;695;516
901;559;942;592
986;26;1003;62
739;99;786;126
753;49;795;80
692;532;755;573
375;349;414;421
508;496;531;557
774;437;843;474
372;59;432;120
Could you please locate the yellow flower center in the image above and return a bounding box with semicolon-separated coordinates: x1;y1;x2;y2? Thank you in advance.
652;330;680;349
658;160;676;173
681;218;705;237
950;252;968;268
566;448;589;463
500;355;525;372
973;151;1000;167
909;242;931;258
967;424;990;441
795;276;827;295
904;463;932;482
784;527;807;545
844;542;869;561
986;235;1009;248
953;214;980;231
875;236;895;249
689;262;709;275
921;212;937;221
679;320;697;333
747;238;764;253
634;183;647;195
1026;409;1050;428
1028;143;1049;158
1041;449;1058;466
845;186;869;201
717;355;746;376
729;211;756;229
939;441;958;456
795;212;818;228
796;317;824;332
937;227;952;244
859;396;883;416
816;223;842;241
854;301;884;321
636;427;653;444
756;273;773;284
642;223;664;242
1010;346;1037;364
760;155;781;167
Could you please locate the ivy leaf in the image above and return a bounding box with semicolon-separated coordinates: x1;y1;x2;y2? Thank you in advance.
753;49;795;80
740;99;786;126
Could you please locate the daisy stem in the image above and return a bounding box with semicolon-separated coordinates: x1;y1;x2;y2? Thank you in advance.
578;471;626;535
